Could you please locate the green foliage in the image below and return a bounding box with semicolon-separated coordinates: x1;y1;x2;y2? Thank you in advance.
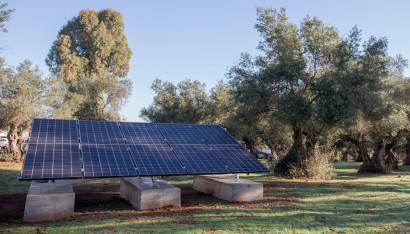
0;3;14;33
227;7;393;176
46;8;133;121
140;78;209;124
73;72;132;121
46;9;132;81
0;59;47;161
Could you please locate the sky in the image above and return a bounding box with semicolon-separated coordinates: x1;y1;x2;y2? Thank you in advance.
2;0;410;122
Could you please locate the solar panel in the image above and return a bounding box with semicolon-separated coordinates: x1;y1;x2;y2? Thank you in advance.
21;119;270;180
79;120;124;145
81;144;137;177
128;145;186;176
191;124;239;145
120;122;167;145
210;145;269;173
29;119;78;144
20;143;82;179
171;145;230;174
156;123;203;145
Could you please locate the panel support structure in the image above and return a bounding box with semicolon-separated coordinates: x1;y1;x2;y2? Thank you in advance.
23;180;75;222
193;175;263;202
120;177;181;210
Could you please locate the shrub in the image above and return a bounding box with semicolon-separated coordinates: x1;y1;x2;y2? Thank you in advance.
289;148;335;180
0;149;15;162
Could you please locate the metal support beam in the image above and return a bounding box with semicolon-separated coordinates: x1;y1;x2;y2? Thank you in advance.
235;174;239;182
151;177;157;187
48;179;55;191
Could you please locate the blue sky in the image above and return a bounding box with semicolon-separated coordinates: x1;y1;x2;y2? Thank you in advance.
2;0;409;122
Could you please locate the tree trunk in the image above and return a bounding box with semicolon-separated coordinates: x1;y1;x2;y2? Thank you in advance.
344;135;368;162
385;142;398;170
341;152;349;161
275;126;307;173
358;140;396;174
404;134;410;166
243;138;255;155
7;121;23;162
355;151;363;162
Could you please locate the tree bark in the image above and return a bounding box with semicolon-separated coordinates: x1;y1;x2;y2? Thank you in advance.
7;120;23;162
404;134;410;166
275;126;307;173
343;135;368;162
341;151;349;161
243;137;255;155
358;140;397;174
355;152;363;162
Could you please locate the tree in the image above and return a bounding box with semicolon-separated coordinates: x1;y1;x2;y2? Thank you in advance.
0;3;14;33
140;78;208;123
46;9;133;121
72;72;132;121
391;55;410;165
0;59;46;162
227;8;391;176
46;9;132;81
205;80;236;126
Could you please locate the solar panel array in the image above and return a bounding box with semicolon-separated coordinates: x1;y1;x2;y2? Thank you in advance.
20;119;269;180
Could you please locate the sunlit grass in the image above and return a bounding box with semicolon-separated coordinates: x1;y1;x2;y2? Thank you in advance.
0;161;410;233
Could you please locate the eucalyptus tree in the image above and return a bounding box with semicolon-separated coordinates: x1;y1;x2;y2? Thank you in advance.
46;9;132;81
228;8;390;175
46;9;132;120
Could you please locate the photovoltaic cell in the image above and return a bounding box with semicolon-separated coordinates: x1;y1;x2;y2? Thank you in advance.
120;122;167;145
156;123;203;145
81;144;137;177
171;145;230;174
211;145;269;173
20;143;82;179
191;124;238;145
79;120;124;145
128;145;186;176
29;119;78;144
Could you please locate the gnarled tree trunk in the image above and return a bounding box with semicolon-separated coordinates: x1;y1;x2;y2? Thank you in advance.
358;139;397;174
7;120;23;162
275;126;308;173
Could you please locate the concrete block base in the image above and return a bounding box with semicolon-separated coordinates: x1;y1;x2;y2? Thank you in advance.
193;175;263;202
23;180;75;222
120;177;181;210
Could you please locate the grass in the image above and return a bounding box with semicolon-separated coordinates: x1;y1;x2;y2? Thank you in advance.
0;162;410;233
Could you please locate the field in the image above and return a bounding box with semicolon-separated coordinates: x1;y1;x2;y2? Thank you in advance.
0;162;410;233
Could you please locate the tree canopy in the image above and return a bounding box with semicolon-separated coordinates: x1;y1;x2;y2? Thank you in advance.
0;3;14;33
0;59;47;161
46;9;132;83
45;8;133;121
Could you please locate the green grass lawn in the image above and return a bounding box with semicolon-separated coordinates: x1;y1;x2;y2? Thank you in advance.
1;162;410;233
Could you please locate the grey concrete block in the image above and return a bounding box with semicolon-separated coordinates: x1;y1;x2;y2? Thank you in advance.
193;175;263;202
23;180;75;222
120;177;181;210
